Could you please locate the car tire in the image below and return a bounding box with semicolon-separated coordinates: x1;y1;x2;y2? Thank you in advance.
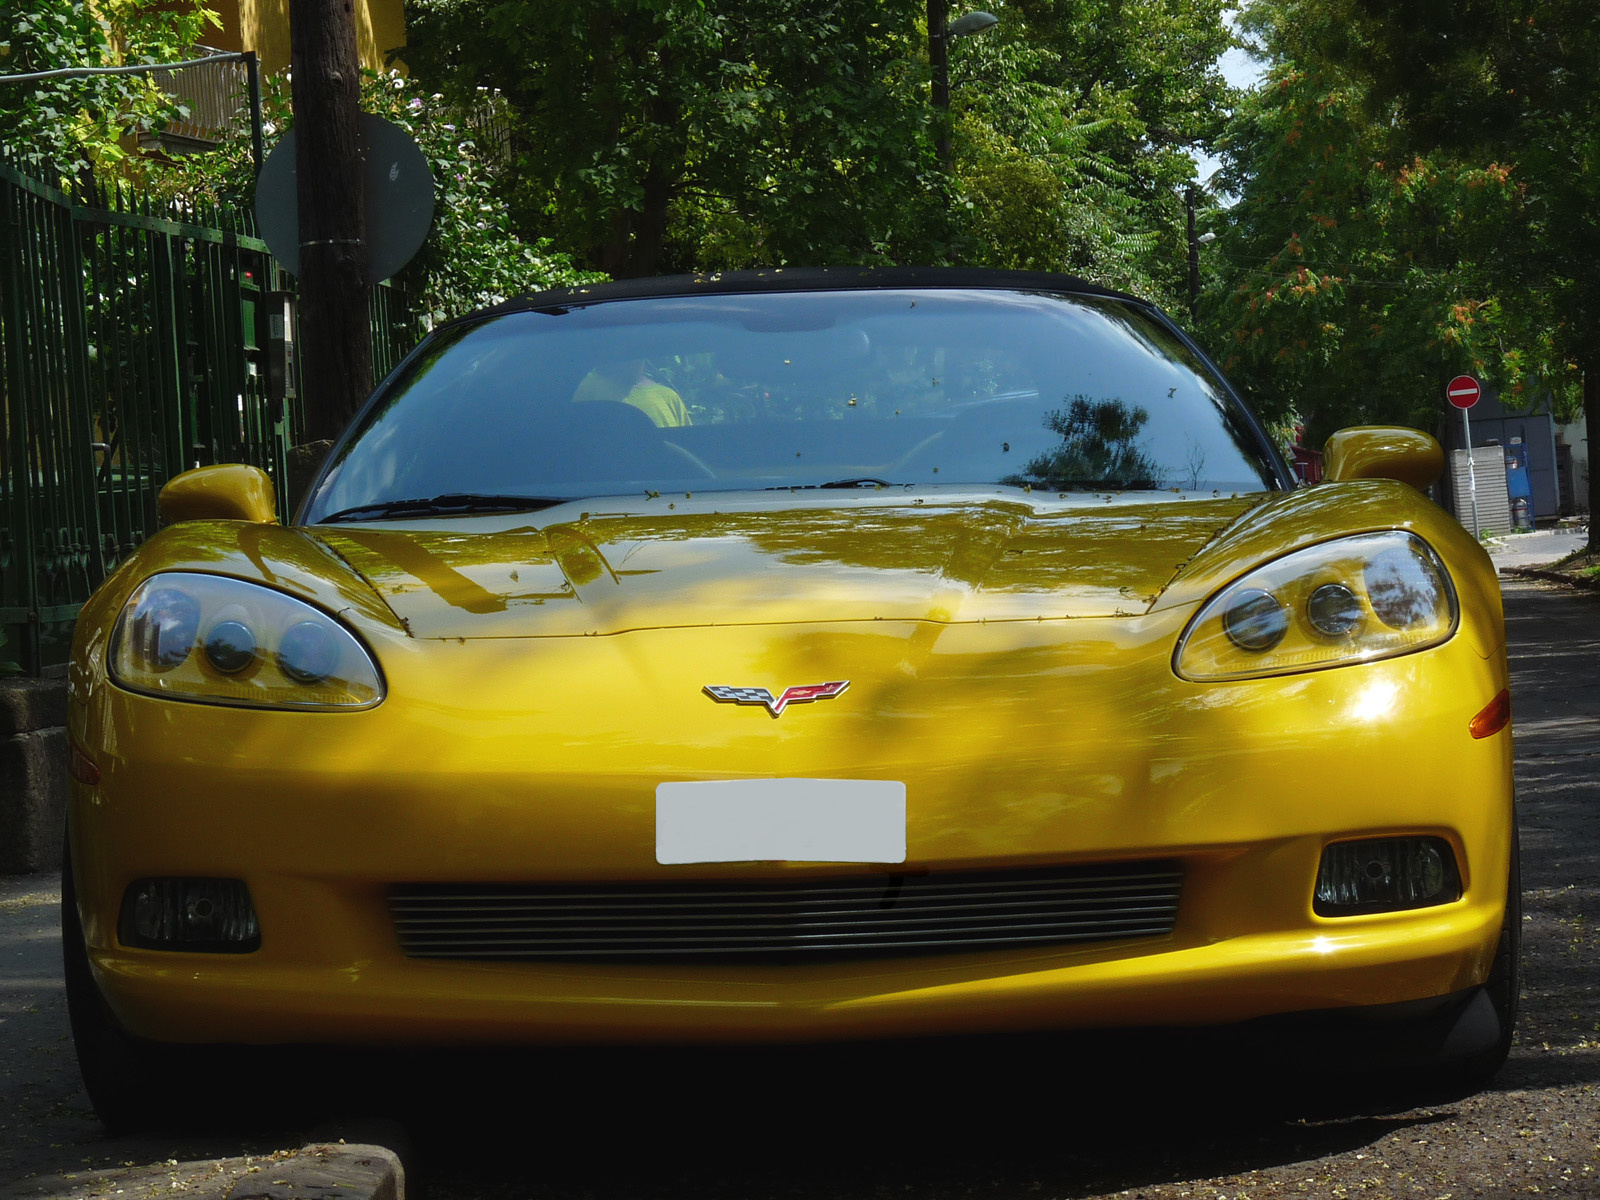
61;837;218;1134
1434;820;1521;1087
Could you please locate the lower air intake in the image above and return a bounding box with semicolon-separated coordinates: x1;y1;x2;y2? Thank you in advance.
389;862;1182;962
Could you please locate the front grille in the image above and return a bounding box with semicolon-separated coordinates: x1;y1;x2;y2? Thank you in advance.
389;861;1182;962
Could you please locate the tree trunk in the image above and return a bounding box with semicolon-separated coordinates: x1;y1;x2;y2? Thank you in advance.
1587;357;1600;551
289;0;371;445
628;163;673;278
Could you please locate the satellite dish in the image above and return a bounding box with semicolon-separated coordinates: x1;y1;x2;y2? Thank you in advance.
255;114;435;284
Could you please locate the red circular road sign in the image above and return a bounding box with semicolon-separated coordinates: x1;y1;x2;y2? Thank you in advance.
1446;374;1482;409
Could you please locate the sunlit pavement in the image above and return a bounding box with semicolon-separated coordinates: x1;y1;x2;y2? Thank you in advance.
3;577;1598;1200
1488;524;1589;570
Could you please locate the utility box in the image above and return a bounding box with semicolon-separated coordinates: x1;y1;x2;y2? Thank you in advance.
264;290;297;408
1504;438;1534;528
1450;446;1511;537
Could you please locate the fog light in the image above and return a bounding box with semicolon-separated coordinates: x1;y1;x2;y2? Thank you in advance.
119;878;260;952
1314;837;1461;915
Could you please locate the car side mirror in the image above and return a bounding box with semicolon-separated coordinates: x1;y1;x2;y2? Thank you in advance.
1322;426;1444;490
158;464;279;525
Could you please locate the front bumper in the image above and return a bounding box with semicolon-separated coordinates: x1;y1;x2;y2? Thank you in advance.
69;614;1515;1046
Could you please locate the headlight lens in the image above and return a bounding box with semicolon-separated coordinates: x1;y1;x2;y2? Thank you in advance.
111;573;384;709
1175;532;1457;681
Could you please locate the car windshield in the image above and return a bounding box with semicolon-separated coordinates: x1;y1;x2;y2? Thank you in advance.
304;288;1279;522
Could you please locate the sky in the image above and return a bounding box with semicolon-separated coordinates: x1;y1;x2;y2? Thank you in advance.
1191;28;1269;185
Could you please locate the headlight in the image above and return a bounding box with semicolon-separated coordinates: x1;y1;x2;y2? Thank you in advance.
1174;532;1457;681
110;573;384;709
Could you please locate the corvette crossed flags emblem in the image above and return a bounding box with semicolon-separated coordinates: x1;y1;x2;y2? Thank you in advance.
703;681;850;718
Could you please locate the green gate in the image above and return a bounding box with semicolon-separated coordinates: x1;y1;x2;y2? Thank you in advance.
0;158;420;675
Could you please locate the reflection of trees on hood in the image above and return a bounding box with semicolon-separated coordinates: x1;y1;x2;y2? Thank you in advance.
1001;397;1162;489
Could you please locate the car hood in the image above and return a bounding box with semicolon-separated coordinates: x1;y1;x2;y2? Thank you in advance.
307;489;1266;639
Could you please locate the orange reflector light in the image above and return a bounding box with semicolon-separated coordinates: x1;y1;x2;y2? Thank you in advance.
1469;688;1511;739
68;740;101;786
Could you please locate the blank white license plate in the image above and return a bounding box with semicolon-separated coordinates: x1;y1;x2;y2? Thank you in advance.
655;779;907;865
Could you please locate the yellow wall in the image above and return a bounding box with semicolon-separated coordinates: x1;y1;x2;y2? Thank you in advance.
205;0;406;75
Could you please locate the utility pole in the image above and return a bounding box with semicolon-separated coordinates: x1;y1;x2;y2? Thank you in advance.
1186;185;1200;316
1586;358;1600;552
929;0;951;167
288;0;370;446
928;8;999;169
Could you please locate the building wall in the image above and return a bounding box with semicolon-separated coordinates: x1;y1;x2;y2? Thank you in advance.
204;0;406;75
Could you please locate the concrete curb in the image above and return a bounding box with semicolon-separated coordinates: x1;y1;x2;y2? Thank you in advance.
0;677;68;874
0;1144;403;1200
1499;565;1600;591
227;1145;404;1200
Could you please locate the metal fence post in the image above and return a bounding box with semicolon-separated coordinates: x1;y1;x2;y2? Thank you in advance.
0;158;423;675
0;168;40;673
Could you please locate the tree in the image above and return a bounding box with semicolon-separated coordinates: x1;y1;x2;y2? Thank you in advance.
1229;0;1599;538
404;0;955;277
1201;0;1574;451
951;0;1237;303
401;0;1240;294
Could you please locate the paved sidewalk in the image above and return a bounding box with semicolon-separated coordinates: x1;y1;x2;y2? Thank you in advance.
1486;524;1589;571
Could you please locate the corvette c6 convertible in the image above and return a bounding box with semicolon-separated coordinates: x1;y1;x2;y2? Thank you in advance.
64;268;1517;1128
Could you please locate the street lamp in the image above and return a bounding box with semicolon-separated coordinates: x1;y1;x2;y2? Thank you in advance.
929;5;999;166
949;11;1000;36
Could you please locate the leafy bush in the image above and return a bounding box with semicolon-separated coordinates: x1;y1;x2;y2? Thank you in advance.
0;0;219;185
147;69;603;322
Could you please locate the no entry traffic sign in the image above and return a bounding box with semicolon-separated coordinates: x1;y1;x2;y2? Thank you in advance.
1446;375;1482;409
1450;373;1484;536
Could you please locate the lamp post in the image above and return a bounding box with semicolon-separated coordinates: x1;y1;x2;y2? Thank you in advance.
1185;185;1219;315
929;5;999;166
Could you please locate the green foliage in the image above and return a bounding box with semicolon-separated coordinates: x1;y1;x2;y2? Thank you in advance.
404;0;957;276
1331;0;1600;385
362;73;607;317
1200;1;1577;439
5;0;1247;324
402;0;1235;294
144;70;602;322
0;0;219;186
949;0;1236;304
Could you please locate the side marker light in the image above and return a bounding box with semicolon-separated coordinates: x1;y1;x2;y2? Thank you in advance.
68;740;100;786
1469;689;1511;739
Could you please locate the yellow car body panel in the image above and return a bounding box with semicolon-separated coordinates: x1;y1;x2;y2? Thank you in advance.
66;477;1513;1046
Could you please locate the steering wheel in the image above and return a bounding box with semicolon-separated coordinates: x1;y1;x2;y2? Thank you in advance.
662;439;717;479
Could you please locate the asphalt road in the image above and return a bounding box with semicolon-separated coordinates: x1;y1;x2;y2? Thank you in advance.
2;577;1597;1200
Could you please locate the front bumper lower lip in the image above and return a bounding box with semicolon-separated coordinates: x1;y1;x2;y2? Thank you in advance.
93;900;1497;1046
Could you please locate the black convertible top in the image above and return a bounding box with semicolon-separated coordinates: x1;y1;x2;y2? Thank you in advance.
487;266;1145;318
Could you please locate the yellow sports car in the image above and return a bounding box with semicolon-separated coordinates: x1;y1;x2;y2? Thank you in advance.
63;269;1517;1130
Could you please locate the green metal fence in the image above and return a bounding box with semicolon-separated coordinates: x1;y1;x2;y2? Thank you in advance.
0;159;421;675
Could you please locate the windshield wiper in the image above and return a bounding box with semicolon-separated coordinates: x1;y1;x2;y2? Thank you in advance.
819;477;895;489
319;493;566;523
1006;479;1162;492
